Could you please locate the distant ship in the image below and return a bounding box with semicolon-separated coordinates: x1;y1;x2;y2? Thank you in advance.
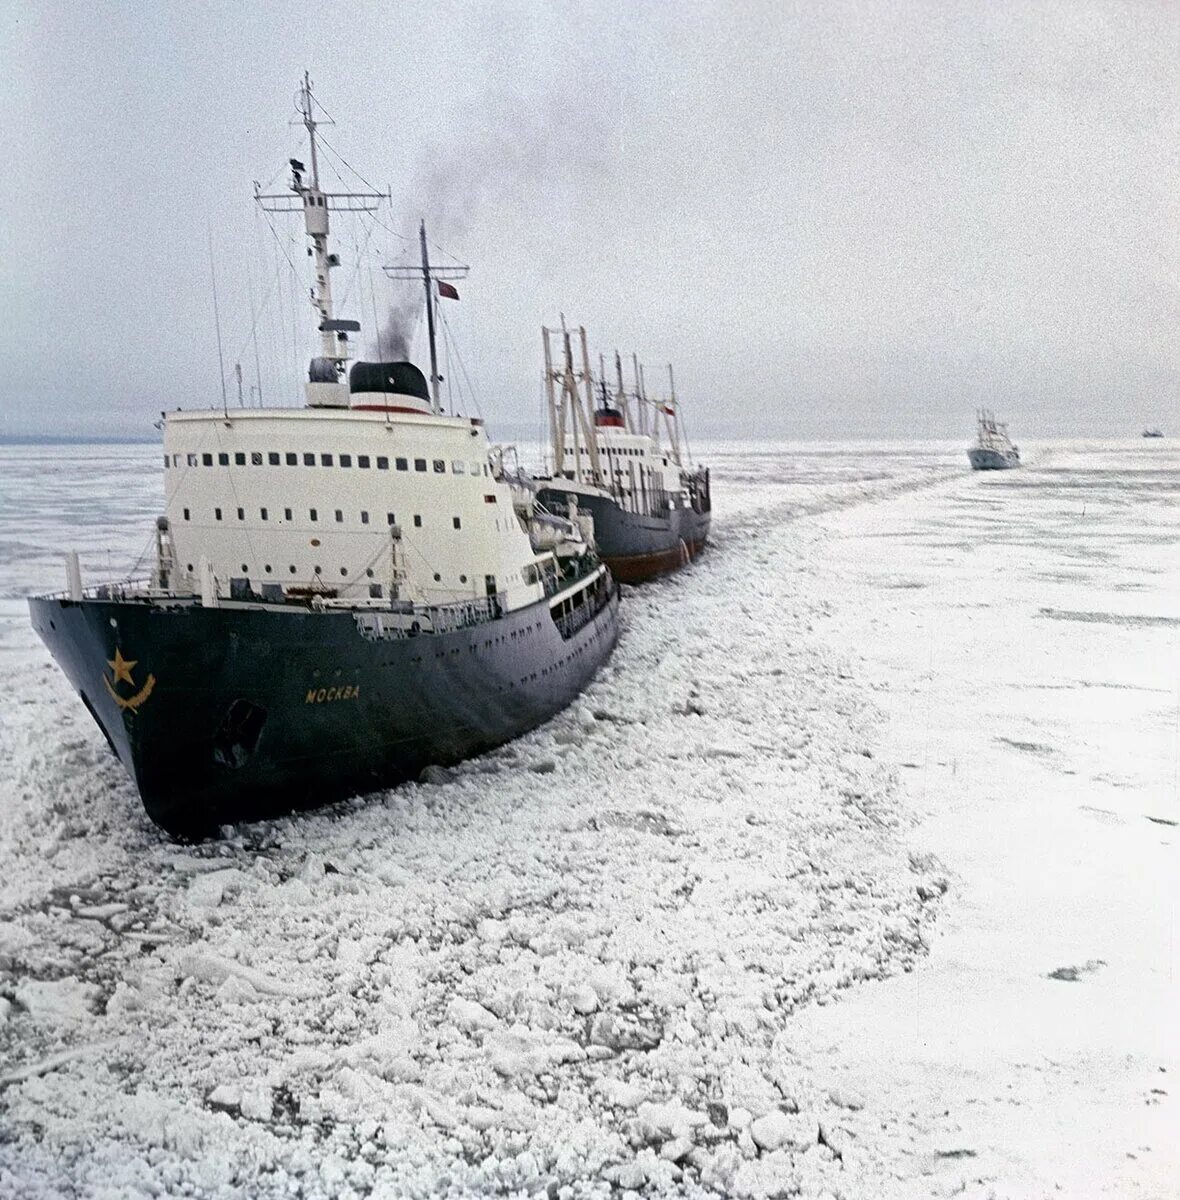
1142;428;1164;438
967;409;1021;470
28;77;618;838
534;323;711;582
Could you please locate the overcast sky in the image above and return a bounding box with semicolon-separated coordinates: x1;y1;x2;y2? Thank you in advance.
2;0;1177;441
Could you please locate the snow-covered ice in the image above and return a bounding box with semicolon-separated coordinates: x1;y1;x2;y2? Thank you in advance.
0;439;1175;1197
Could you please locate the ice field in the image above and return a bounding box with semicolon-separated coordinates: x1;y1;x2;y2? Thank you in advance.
0;439;1176;1198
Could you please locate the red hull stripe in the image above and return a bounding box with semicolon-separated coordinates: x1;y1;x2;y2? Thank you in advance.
351;404;430;414
604;539;707;583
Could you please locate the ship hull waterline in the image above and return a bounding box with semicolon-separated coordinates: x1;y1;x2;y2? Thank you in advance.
536;486;711;584
29;582;619;839
967;448;1021;471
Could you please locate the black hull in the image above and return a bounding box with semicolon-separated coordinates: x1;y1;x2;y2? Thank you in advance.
537;487;711;583
29;580;618;839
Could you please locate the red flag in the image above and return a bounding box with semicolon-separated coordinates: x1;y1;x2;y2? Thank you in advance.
437;280;460;300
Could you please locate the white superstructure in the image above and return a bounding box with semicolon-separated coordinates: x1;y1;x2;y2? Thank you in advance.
162;406;550;610
152;75;578;615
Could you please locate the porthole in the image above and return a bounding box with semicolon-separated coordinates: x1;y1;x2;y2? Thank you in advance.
314;565;321;575
366;568;374;578
433;573;441;582
240;563;248;572
264;564;272;573
289;565;296;574
340;567;348;577
460;574;467;583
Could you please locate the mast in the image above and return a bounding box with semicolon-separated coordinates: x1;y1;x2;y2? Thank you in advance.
615;351;631;429
299;72;339;365
383;227;467;414
254;74;385;407
420;221;441;413
665;363;683;465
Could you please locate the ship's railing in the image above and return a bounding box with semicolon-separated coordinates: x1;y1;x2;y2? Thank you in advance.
549;567;613;641
354;592;508;641
35;577;188;604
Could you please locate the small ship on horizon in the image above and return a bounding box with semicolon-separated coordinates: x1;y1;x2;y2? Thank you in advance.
968;409;1021;470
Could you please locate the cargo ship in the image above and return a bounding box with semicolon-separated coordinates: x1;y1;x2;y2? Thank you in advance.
534;323;711;582
28;77;618;838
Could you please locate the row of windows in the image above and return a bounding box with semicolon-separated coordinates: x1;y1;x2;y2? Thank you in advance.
184;561;472;585
169;451;486;476
179;506;456;530
572;446;653;458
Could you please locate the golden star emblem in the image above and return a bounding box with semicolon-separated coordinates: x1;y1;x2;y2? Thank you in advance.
107;648;138;686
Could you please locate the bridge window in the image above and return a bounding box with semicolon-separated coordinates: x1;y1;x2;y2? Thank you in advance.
202;453;212;466
219;452;229;466
452;461;465;474
267;452;279;465
433;459;445;473
340;454;352;468
187;453;198;467
471;462;481;474
235;452;245;465
303;452;315;466
358;455;370;468
321;453;333;466
285;452;297;465
251;452;263;466
414;458;427;472
163;455;169;468
377;456;388;470
396;458;408;471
